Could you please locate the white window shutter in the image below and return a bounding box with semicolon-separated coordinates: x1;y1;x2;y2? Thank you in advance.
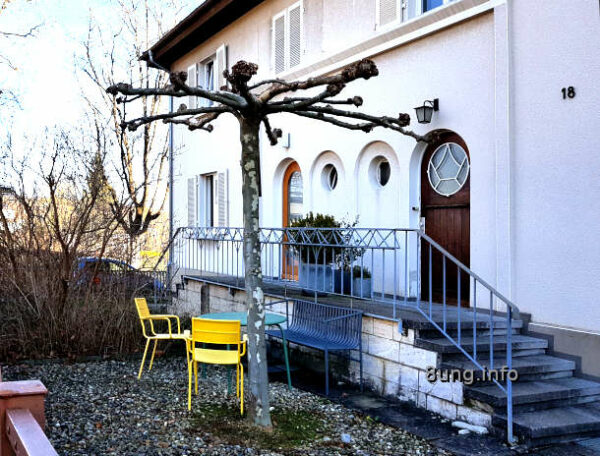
215;44;228;90
288;3;302;68
378;0;398;27
215;170;229;227
273;13;286;74
187;64;197;109
187;176;197;226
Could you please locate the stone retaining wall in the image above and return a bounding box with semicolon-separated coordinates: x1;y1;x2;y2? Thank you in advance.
172;279;492;429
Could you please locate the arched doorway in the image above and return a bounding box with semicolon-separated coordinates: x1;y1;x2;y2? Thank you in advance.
420;132;470;305
282;161;303;227
282;161;303;279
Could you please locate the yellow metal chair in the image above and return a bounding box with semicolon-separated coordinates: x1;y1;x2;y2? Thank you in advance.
187;318;247;414
134;297;190;379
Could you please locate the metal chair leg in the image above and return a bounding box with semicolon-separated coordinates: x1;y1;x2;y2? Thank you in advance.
240;364;244;415
325;349;329;395
187;359;192;410
193;360;198;395
278;324;292;390
138;339;151;379
149;339;158;371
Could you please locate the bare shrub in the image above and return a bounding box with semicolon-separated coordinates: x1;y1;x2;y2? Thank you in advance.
0;130;155;361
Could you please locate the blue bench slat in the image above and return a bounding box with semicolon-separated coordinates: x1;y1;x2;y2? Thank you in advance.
265;299;363;395
266;329;356;351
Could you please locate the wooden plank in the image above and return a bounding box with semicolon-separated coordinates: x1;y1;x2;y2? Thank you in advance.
5;409;57;456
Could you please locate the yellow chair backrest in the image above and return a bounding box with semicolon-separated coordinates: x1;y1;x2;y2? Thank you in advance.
135;297;150;319
191;318;241;346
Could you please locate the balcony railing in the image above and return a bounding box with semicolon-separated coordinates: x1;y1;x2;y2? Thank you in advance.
170;226;520;443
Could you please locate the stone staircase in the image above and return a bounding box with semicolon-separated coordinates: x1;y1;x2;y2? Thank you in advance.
416;321;600;445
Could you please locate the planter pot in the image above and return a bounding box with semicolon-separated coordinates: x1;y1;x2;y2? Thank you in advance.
352;277;372;298
334;270;372;297
299;262;334;293
334;270;351;294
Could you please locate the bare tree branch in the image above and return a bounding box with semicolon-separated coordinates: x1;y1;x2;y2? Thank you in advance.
258;59;379;102
119;104;230;131
262;116;282;146
0;23;42;38
107;79;247;107
164;111;223;131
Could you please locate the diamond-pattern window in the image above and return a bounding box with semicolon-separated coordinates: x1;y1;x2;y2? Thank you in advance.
427;143;469;197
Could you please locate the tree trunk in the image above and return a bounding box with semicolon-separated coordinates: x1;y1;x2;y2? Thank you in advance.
239;116;272;427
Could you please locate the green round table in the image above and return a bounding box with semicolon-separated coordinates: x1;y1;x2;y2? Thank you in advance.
198;311;292;389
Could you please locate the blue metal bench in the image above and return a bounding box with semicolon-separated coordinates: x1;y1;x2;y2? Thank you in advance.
266;299;363;395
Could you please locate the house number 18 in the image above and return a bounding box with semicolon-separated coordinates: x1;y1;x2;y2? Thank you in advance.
562;86;576;99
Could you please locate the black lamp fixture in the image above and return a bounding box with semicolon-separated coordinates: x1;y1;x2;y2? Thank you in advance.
414;98;439;124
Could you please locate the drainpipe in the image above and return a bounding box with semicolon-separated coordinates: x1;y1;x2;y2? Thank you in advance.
504;1;515;445
168;96;174;293
505;0;513;301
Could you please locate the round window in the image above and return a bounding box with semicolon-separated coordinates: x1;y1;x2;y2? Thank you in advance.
377;160;391;187
322;164;338;190
427;142;470;197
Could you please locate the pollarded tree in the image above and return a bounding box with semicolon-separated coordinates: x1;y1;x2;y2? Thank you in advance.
107;57;427;427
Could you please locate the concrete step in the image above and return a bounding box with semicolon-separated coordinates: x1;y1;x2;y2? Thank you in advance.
493;403;600;445
466;378;600;413
417;327;520;340
416;334;548;354
411;318;523;332
442;354;575;381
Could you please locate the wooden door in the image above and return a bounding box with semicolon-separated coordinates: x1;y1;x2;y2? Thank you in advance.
420;133;470;306
282;162;303;280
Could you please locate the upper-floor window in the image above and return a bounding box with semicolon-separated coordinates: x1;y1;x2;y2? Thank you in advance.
376;0;454;28
186;44;228;109
187;171;229;227
272;1;303;74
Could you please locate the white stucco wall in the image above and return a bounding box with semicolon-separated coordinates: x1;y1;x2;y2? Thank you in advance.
509;1;600;331
169;0;600;332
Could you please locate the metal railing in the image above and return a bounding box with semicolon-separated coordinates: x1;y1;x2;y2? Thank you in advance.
171;226;519;443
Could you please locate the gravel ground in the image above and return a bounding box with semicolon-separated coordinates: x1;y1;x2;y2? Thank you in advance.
3;357;451;456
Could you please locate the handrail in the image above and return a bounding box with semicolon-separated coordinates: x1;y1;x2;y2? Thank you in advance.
417;231;520;317
414;230;517;443
171;225;519;443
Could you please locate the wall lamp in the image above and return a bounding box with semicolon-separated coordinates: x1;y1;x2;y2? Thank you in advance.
414;98;439;124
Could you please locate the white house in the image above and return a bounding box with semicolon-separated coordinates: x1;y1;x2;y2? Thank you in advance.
146;0;600;444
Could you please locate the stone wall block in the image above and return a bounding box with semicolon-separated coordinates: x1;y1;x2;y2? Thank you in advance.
373;319;394;339
367;335;400;362
393;328;415;344
456;405;492;428
417;371;463;404
399;344;439;369
423;395;458;420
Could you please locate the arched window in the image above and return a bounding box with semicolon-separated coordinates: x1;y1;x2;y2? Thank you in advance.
427;142;470;197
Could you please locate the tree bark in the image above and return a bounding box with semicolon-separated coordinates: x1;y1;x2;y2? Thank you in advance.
239;116;272;427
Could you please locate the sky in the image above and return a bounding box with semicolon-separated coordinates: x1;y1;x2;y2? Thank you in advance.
0;0;196;144
1;0;105;131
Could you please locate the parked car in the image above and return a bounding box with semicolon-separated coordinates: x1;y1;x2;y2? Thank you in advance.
75;257;165;293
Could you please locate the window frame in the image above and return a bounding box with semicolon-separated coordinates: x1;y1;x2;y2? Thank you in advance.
198;55;216;107
271;0;304;75
375;0;454;30
198;173;215;227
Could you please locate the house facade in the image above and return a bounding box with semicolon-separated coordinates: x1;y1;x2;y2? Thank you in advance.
147;0;600;443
